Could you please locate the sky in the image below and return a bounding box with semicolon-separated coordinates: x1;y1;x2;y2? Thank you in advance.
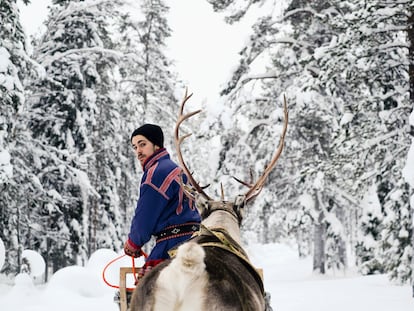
1;241;414;311
166;1;248;106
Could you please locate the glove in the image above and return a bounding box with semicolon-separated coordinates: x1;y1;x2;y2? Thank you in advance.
124;239;143;258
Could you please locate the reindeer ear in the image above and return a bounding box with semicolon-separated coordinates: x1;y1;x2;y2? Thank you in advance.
234;195;246;209
233;195;246;223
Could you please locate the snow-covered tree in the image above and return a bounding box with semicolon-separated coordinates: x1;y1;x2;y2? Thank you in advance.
0;0;49;274
355;184;384;275
23;0;134;270
115;0;178;128
329;0;412;283
405;2;414;295
113;1;180;221
381;180;412;284
112;0;180;248
0;0;28;183
205;0;412;281
0;0;180;274
208;0;352;272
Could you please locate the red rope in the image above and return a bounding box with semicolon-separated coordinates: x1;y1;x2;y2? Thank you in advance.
102;252;148;291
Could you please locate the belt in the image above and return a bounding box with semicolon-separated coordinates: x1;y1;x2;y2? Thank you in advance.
155;222;200;243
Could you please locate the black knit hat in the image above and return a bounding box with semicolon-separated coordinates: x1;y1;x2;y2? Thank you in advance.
131;124;164;148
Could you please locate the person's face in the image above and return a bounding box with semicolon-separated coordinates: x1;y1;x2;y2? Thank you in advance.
131;135;159;166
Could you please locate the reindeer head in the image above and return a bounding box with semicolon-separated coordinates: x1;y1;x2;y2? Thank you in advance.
174;89;288;225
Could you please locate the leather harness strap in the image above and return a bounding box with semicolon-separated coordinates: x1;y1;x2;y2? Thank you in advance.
169;224;264;294
196;225;250;264
206;202;243;225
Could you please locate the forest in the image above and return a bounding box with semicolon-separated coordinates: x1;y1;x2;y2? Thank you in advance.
0;0;413;291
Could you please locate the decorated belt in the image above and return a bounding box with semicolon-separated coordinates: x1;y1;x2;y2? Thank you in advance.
155;222;200;243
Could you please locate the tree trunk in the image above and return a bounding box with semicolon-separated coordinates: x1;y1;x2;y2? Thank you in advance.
313;190;326;274
262;201;271;243
407;4;414;298
335;203;347;270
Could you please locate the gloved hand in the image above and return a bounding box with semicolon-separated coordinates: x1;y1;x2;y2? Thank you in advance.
124;239;143;258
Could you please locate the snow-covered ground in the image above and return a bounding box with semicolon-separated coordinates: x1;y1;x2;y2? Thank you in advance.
250;244;414;311
0;243;413;311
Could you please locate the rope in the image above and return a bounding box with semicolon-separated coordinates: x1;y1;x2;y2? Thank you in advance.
102;252;148;291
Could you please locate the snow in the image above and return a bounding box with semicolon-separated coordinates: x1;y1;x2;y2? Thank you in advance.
0;241;413;311
0;47;11;72
403;124;414;220
0;239;4;271
361;184;382;219
21;250;45;278
340;112;354;126
0;150;13;182
313;171;325;189
402;138;414;188
0;46;23;92
166;0;251;108
298;193;314;210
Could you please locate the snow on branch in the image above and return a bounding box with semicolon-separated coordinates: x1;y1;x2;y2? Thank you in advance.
351;129;400;155
280;7;325;22
241;71;279;84
53;0;117;23
39;47;125;67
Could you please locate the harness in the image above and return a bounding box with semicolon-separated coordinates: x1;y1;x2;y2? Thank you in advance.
169;224;264;294
205;201;243;225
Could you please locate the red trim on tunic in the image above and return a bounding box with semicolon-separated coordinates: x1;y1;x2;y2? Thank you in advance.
143;149;168;171
159;167;181;193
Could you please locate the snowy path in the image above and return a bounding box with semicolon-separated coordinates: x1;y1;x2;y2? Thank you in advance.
249;243;414;311
1;243;414;311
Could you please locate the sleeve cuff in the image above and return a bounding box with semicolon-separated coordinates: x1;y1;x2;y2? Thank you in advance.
127;237;141;251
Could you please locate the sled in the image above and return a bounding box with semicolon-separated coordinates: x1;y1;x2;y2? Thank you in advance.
115;266;263;311
114;267;136;311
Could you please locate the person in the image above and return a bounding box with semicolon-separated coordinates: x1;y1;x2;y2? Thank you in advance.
124;123;201;276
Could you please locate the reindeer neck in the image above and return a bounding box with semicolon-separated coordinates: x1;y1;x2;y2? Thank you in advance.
202;210;241;245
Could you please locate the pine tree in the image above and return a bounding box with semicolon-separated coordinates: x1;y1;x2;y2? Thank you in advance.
0;0;28;180
355;184;384;275
25;0;131;270
116;0;177;129
206;0;412;281
0;0;49;274
0;0;16;173
12;0;180;273
326;0;412;283
381;180;411;284
405;2;414;296
209;0;352;272
113;0;179;247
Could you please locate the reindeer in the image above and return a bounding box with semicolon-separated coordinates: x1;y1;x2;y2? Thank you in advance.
130;90;288;311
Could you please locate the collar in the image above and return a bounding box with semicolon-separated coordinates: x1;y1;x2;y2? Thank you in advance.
142;148;168;171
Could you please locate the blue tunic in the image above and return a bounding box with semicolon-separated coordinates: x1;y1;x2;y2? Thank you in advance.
128;148;201;261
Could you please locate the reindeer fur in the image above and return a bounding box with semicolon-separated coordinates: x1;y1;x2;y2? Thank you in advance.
130;198;265;311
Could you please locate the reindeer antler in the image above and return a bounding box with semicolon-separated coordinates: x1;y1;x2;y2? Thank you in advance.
243;95;289;203
175;89;288;205
174;88;212;201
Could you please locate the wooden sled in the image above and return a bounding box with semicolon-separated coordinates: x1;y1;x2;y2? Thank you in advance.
116;266;264;311
116;267;136;311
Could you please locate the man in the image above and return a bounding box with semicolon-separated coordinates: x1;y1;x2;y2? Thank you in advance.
124;123;201;275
